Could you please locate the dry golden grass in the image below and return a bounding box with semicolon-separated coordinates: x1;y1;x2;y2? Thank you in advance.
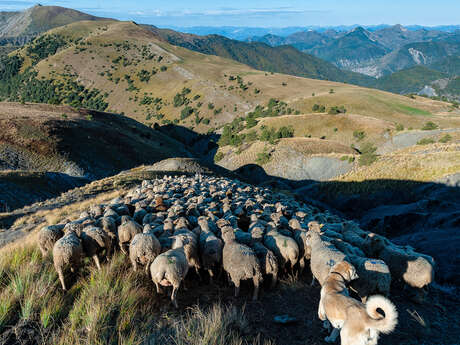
218;138;355;171
0;242;270;345
13;20;458;133
336;143;460;183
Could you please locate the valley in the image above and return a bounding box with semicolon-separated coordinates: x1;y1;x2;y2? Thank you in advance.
0;4;459;345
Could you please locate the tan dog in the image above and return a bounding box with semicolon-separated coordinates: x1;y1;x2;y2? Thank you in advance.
318;261;398;345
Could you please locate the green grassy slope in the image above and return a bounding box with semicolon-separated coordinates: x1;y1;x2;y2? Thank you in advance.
148;26;376;87
376;66;448;94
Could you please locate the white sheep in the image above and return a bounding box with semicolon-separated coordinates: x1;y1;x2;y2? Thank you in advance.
222;226;262;300
150;235;190;308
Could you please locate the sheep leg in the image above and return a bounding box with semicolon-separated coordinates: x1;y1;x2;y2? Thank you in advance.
325;328;339;343
234;279;241;298
93;255;102;270
39;245;47;257
57;267;66;291
119;242;127;255
299;257;305;272
195;266;202;281
271;273;278;289
252;276;260;301
310;276;316;287
145;261;150;274
171;285;179;309
208;269;214;284
131;259;138;272
154;282;162;294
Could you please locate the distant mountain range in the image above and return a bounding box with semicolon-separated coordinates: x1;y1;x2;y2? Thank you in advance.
0;5;458;100
167;25;460;41
246;25;460;77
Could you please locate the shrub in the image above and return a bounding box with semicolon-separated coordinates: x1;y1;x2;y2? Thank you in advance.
395;123;404;131
160;66;167;72
246;116;258;129
359;142;378;166
353;130;366;141
328;106;346;115
312;104;326;112
417;138;435;145
278;126;294;138
208;103;215;110
202;118;210;125
180;106;194;120
329;89;335;94
256;149;271;165
439;134;452;143
245;130;258;142
422;121;438;130
214;151;224;162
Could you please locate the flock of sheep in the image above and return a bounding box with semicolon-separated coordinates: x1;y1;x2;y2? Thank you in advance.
37;174;435;343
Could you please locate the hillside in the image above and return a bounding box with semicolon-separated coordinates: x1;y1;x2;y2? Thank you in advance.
147;26;376;87
376;66;448;94
247;30;333;51
0;5;107;39
0;19;451;134
0;102;190;177
310;27;390;73
373;36;460;77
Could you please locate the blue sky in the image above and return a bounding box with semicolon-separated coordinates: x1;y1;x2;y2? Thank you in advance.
1;0;459;27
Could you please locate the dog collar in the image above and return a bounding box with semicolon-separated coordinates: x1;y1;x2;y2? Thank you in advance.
330;271;346;281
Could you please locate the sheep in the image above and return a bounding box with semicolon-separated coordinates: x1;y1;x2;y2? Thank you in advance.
129;232;161;272
346;255;391;302
305;230;347;286
290;218;309;271
365;233;434;291
96;216;118;245
38;224;65;256
150;235;190;308
117;218;143;254
221;226;262;300
80;226;112;269
173;228;201;275
199;228;223;282
53;230;83;291
263;230;299;271
250;228;279;288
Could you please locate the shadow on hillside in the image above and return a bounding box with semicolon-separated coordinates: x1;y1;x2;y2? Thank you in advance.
160;124;460;285
235;163;460;285
2;121;460;285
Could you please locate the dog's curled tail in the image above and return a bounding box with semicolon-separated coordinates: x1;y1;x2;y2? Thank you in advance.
365;295;398;334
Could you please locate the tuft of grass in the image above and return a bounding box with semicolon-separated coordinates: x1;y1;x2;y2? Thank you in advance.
422;121;438;130
63;253;155;345
417;138;435;145
359;142;378;166
439;134;452;143
256;148;271;165
172;302;249;345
